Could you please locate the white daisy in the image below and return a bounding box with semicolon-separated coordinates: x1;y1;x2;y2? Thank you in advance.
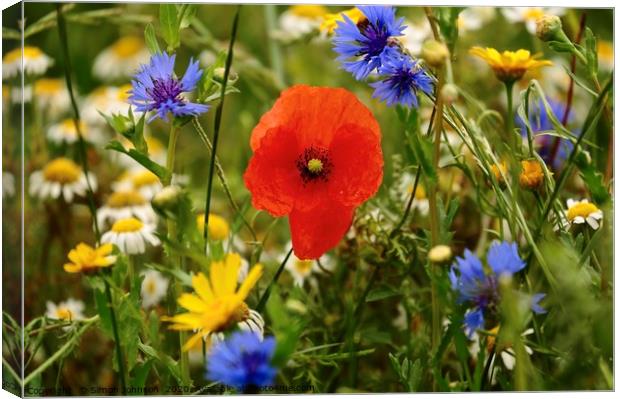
82;84;132;126
285;246;335;287
33;78;70;119
2;171;15;198
563;198;604;230
47;119;105;145
501;7;566;35
399;19;432;56
4;85;33;104
45;298;85;327
392;303;408;331
3;46;53;79
112;168;163;200
457;7;495;33
140;270;169;309
100;217;160;255
397;172;429;216
29;157;97;203
92;36;150;82
275;5;327;41
97;189;157;227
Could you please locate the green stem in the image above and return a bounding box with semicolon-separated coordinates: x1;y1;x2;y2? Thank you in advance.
55;4;100;241
256;247;293;312
505;81;516;152
104;280;127;393
202;5;241;254
428;65;445;356
23;316;99;387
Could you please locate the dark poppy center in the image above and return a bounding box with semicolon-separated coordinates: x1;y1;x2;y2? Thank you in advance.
296;146;333;184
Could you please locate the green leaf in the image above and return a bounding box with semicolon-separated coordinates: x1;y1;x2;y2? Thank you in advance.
408;133;437;184
365;284;401;302
584;27;598;76
178;4;197;29
159;4;180;50
130;360;153;394
93;286;113;338
144;23;161;54
106;140;170;182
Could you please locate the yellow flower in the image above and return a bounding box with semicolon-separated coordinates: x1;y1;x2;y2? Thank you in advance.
490;161;508;184
64;243;117;273
320;7;365;35
163;253;263;351
519;159;544;189
469;47;552;82
196;213;230;241
289;5;328;18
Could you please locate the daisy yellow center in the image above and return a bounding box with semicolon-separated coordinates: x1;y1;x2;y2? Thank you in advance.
107;191;146;207
307;158;323;173
131;171;159;187
407;184;426;199
55;307;73;320
117;84;132;101
34;79;63;95
291;5;328;18
598;41;613;62
60;119;85;136
523;8;544;21
294;259;314;275
4;46;43;63
145;279;157;295
111;37;144;58
43;158;81;184
146;136;164;153
567;203;599;221
111;217;143;233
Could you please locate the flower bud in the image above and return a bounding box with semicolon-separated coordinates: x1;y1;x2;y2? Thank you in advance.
519;159;544;190
151;185;182;212
440;83;459;105
213;67;239;84
428;245;453;264
421;40;449;68
535;15;563;42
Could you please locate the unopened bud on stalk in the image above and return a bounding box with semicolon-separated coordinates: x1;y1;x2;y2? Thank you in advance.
428;245;453;264
440;84;459;105
421;40;449;68
213;67;239;84
535;15;563;42
152;185;182;211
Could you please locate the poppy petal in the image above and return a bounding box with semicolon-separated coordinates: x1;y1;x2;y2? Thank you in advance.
289;203;354;259
328;123;383;207
250;85;380;151
243;125;300;217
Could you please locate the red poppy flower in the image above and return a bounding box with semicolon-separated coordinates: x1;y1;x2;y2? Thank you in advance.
244;85;383;259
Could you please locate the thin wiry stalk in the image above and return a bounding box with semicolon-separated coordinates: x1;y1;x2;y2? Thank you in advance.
55;4;100;241
202;5;241;253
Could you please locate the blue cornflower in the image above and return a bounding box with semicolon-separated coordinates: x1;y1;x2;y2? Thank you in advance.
516;98;574;170
128;52;209;122
370;55;433;107
333;5;406;80
449;241;544;338
206;331;277;392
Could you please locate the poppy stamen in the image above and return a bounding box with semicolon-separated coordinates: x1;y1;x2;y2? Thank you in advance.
296;146;333;184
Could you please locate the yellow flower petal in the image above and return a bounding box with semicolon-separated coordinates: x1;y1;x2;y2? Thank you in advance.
237;264;263;300
178;294;208;313
191;272;214;302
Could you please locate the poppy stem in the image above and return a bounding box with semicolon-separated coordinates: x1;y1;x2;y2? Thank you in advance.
202;5;241;254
